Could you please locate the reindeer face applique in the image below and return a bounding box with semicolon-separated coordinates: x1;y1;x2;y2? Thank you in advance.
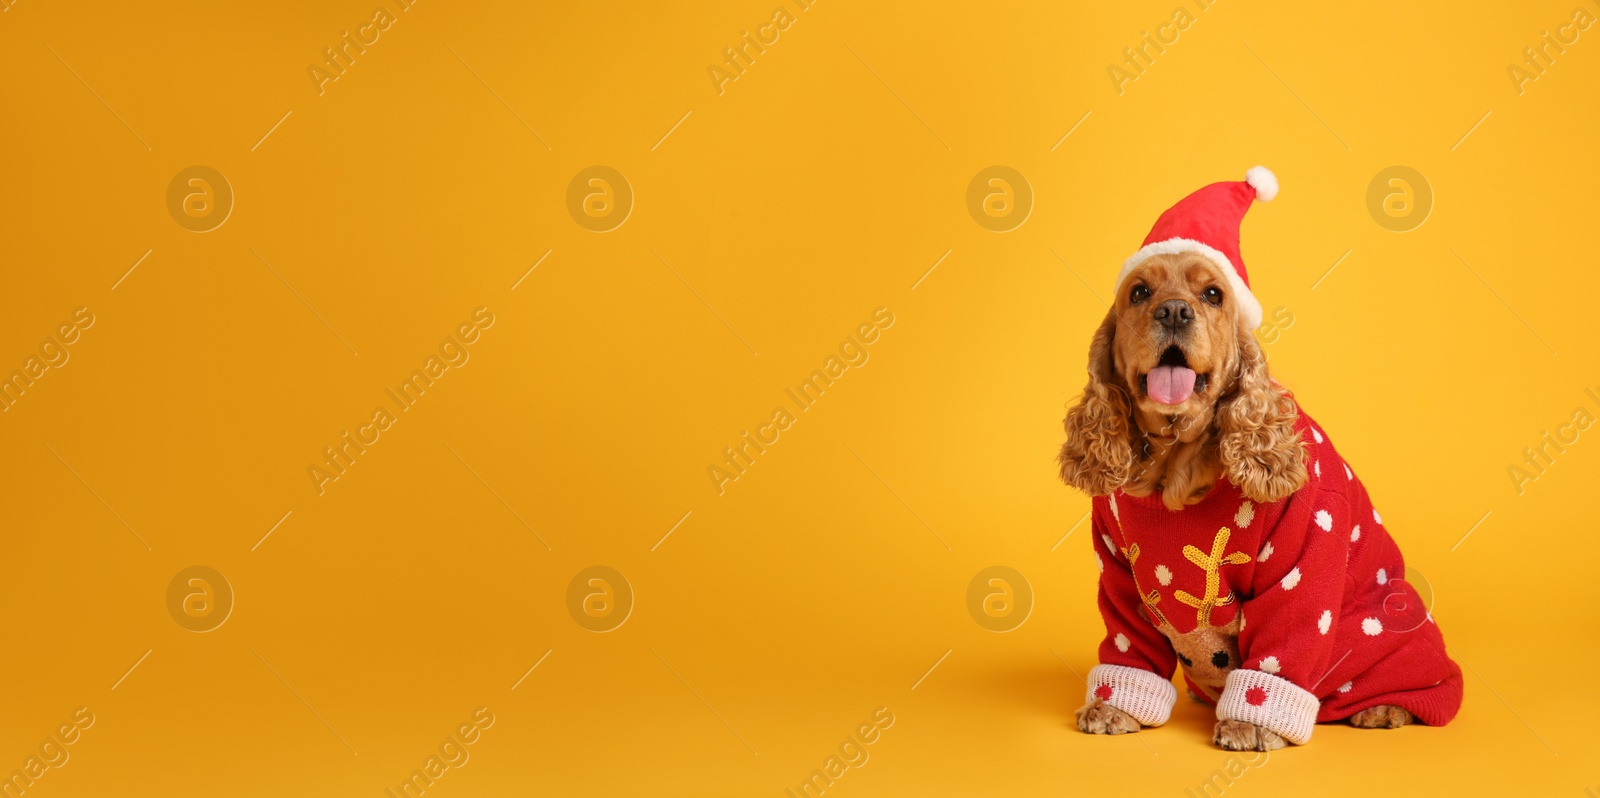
1126;527;1252;700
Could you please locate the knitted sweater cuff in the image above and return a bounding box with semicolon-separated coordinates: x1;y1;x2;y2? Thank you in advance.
1086;664;1177;727
1215;669;1320;745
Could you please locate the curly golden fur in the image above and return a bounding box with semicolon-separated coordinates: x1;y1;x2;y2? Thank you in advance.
1348;705;1413;729
1057;312;1134;496
1214;718;1287;751
1058;252;1305;510
1075;698;1140;735
1215;322;1306;503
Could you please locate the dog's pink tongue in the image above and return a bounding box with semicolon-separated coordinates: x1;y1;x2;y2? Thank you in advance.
1147;365;1197;405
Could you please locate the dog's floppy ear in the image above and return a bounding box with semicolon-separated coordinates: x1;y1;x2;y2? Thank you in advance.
1216;323;1306;502
1058;310;1134;495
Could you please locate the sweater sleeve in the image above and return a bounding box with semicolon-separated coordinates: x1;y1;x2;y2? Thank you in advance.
1218;485;1351;744
1084;497;1179;727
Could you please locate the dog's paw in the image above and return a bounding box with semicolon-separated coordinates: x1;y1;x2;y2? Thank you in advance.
1075;698;1140;735
1213;719;1286;751
1348;705;1413;729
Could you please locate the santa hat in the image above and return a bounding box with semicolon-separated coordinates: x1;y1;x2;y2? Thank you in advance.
1113;166;1277;330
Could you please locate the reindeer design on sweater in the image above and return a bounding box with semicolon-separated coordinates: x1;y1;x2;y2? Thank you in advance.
1129;527;1252;701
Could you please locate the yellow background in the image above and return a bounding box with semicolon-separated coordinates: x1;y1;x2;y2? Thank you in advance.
1;0;1597;795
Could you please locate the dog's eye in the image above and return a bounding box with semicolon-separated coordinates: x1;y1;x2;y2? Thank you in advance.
1129;285;1151;305
1202;286;1223;306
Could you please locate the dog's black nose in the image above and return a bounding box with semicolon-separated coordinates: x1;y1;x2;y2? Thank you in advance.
1153;299;1194;330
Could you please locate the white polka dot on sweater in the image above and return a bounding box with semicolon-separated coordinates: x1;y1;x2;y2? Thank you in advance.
1318;609;1332;635
1312;427;1324;443
1373;508;1383;525
1338;681;1353;693
1260;656;1281;674
1376;568;1388;585
1109;494;1120;522
1343;463;1353;480
1314;509;1333;531
1115;633;1130;652
1102;534;1116;554
1282;567;1302;590
1155;564;1173;586
1095;553;1103;573
1234;500;1255;529
1314;460;1322;478
1258;542;1274;562
1350;524;1361;543
1362;617;1383;636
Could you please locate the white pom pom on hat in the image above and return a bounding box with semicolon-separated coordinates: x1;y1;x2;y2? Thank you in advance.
1245;166;1278;202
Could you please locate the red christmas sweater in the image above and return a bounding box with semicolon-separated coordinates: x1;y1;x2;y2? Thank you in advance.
1083;411;1462;744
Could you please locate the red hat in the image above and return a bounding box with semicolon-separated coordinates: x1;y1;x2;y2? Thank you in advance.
1113;166;1277;330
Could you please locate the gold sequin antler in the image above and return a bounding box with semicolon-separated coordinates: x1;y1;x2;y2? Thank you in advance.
1121;542;1168;625
1173;527;1252;626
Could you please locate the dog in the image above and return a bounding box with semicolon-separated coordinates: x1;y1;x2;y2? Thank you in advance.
1056;169;1462;751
